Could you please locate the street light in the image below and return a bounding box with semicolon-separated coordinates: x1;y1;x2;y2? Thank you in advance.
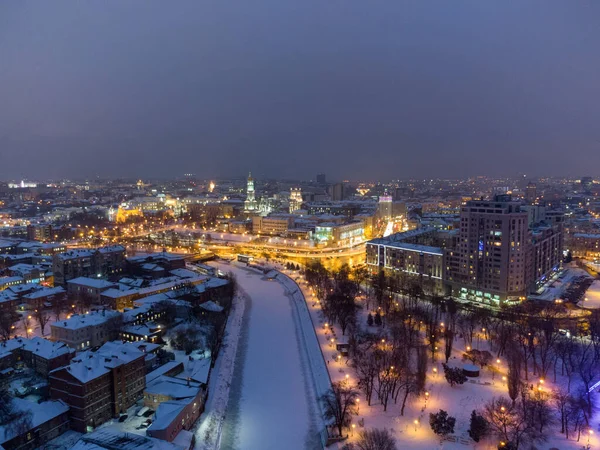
414;419;419;431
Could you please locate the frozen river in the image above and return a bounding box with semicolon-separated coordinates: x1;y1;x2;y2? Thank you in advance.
219;263;318;450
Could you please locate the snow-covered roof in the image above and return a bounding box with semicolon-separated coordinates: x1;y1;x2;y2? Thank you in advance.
2;336;74;359
23;286;65;300
176;358;211;385
54;341;145;383
55;249;93;260
147;398;195;432
0;399;69;445
169;268;198;279
51;310;121;330
71;428;185;450
198;301;224;313
145;376;201;399
146;361;183;385
67;277;116;289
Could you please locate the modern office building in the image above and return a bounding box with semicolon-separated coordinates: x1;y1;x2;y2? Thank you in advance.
366;195;564;305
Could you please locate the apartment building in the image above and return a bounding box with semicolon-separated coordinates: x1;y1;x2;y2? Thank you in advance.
49;341;146;432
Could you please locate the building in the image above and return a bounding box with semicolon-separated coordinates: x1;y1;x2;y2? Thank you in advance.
251;215;295;235
0;399;70;450
568;233;600;259
244;172;258;211
330;183;345;201
289;188;303;213
366;195;564;306
67;277;118;304
49;341;146;432
377;191;393;221
314;221;364;246
316;173;327;184
3;336;75;377
70;429;187;450
366;228;446;295
52;245;126;286
50;310;122;350
26;224;53;242
525;182;537;204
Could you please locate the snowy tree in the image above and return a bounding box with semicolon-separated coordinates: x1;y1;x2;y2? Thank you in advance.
34;310;50;336
468;410;488;442
354;428;397;450
321;381;359;438
442;363;467;387
482;396;542;450
429;409;456;438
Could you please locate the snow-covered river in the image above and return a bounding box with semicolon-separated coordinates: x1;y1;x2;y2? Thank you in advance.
219;263;318;450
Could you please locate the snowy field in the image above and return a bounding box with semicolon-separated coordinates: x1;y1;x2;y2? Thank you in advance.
579;279;600;309
213;262;317;450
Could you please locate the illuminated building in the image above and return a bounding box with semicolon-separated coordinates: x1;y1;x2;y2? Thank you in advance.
244;172;258;211
289;188;303;213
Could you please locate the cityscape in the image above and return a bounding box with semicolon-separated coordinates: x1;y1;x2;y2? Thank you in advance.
0;174;599;450
2;2;600;450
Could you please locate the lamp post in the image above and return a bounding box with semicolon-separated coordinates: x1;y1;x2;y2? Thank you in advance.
356;398;360;415
414;419;419;432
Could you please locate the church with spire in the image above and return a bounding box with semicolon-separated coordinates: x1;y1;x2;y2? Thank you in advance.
244;172;258;211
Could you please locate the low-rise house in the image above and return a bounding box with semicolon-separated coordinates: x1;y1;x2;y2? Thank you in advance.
0;398;70;450
67;277;118;305
2;337;75;376
50;310;122;350
70;428;187;450
22;286;66;310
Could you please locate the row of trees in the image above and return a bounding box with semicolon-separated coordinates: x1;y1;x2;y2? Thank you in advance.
309;263;600;446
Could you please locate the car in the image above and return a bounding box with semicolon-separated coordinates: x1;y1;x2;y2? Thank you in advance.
118;414;128;422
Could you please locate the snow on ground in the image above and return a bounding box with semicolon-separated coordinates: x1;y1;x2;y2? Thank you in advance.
579;279;600;309
213;262;314;450
194;273;247;450
529;267;592;302
284;269;598;450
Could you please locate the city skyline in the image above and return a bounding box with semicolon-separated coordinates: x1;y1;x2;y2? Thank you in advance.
2;1;600;180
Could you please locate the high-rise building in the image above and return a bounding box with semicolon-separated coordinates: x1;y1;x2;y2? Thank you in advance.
525;182;537;204
330;183;345;201
581;176;594;193
377;190;393;221
316;173;327;184
367;195;563;306
244;172;258;211
289;188;303;213
447;195;530;303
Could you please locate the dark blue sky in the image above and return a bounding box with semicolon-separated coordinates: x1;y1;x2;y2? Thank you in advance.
1;1;599;181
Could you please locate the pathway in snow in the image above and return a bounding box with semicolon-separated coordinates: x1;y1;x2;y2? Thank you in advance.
218;263;315;450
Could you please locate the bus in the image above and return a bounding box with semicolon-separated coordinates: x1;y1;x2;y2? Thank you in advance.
237;254;254;263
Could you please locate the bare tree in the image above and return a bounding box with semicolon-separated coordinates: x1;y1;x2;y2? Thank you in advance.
0;311;18;341
482;396;540;450
33;310;50;336
506;348;522;404
354;428;397;450
22;314;32;338
552;387;572;436
320;381;359;438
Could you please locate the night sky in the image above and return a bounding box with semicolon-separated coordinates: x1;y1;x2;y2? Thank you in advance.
1;1;599;181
